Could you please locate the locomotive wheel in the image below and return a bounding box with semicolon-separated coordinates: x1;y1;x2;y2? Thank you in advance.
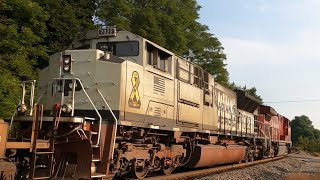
162;158;175;175
162;164;175;175
131;159;149;179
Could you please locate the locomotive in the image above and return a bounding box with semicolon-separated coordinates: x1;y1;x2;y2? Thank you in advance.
0;27;291;179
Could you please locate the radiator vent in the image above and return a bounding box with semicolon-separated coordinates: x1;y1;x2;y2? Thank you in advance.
154;107;161;117
153;76;165;94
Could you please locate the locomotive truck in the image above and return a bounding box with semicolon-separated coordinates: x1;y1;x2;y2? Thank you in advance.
0;27;291;179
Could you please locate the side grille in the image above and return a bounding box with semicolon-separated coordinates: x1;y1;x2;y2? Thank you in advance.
154;107;161;117
153;76;165;94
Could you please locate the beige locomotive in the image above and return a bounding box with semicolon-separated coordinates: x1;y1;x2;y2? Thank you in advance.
2;28;268;179
38;28;254;135
39;28;256;177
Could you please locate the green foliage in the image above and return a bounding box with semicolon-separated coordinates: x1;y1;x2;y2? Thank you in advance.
34;0;96;68
0;0;95;119
292;115;320;152
297;136;307;149
291;115;316;144
0;0;48;118
96;0;229;85
0;70;20;118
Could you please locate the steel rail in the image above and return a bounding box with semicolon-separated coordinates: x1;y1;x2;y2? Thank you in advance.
145;156;285;180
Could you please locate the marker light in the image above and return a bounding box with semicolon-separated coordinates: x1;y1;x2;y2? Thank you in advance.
63;55;72;72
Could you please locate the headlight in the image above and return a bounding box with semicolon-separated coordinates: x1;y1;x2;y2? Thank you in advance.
17;104;27;113
63;64;70;71
63;55;72;72
64;57;70;64
61;103;72;113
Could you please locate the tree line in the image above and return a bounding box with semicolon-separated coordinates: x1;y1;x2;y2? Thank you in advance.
0;0;260;119
0;0;95;118
291;115;320;152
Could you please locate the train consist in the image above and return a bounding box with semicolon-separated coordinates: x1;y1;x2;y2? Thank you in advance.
0;27;291;179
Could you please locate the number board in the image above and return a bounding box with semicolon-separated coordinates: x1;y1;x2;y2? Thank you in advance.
98;27;116;37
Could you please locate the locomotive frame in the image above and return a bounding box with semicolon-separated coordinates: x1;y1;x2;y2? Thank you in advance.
0;27;291;179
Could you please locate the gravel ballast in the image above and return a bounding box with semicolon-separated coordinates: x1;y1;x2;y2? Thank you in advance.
191;151;320;180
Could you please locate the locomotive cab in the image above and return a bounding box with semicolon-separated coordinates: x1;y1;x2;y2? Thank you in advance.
70;27;143;64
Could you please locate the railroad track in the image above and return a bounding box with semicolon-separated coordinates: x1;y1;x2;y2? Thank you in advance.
145;156;285;180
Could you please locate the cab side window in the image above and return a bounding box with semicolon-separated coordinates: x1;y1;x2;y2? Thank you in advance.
147;44;157;66
73;44;90;50
147;43;172;74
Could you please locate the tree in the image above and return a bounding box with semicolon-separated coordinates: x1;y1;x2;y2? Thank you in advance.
0;0;48;118
298;136;308;150
293;116;320;152
314;129;320;140
0;0;96;118
34;0;96;68
291;115;318;145
95;0;229;85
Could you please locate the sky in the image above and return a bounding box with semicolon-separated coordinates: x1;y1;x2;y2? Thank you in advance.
197;0;320;129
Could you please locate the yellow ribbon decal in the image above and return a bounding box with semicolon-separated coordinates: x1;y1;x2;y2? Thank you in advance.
128;71;141;108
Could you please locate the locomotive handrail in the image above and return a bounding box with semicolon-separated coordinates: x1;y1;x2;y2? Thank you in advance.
53;77;102;146
10;80;36;127
21;80;36;116
29;80;36;116
71;79;76;117
9;108;17;127
96;89;118;158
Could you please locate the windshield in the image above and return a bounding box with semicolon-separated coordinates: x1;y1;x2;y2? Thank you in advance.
96;41;139;57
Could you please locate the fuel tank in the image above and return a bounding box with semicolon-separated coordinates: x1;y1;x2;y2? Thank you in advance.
184;145;246;168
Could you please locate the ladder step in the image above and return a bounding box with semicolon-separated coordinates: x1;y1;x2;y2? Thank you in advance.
84;117;97;121
92;158;100;162
32;176;50;180
91;173;107;178
91;131;98;135
35;151;54;155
